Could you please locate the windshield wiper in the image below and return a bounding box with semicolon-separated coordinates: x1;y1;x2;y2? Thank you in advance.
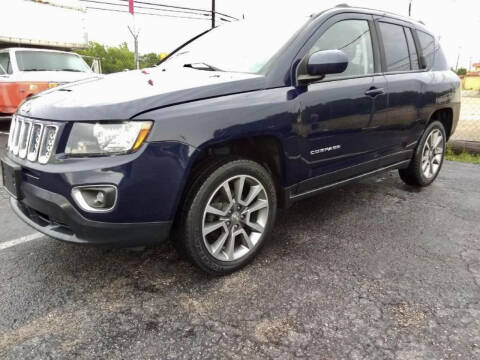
22;69;50;71
157;28;212;66
184;63;223;72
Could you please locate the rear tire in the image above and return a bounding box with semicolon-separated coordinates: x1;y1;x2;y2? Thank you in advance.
399;121;446;187
176;157;277;275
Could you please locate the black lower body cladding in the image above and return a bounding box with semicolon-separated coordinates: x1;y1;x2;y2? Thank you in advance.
12;182;172;247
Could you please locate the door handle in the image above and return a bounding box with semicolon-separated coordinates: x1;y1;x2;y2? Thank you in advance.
365;87;385;97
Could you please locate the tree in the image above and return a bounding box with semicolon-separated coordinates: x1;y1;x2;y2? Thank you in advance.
76;42;167;74
455;67;467;76
76;42;106;68
103;42;135;73
76;42;138;74
139;53;161;69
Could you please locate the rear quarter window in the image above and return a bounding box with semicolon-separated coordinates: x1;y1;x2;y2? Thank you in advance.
417;31;436;69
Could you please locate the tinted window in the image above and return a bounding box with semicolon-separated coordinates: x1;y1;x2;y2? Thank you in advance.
405;28;419;70
417;31;436;68
309;20;374;78
379;22;410;72
0;53;12;75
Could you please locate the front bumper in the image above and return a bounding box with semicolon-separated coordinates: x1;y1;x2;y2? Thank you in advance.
2;140;197;247
11;181;172;246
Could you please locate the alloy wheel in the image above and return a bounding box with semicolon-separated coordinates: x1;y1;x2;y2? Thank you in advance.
421;128;444;179
202;175;269;262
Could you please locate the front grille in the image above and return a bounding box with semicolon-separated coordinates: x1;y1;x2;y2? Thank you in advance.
7;115;59;164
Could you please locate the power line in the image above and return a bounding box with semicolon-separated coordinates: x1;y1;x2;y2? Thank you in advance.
79;0;210;17
114;0;238;20
81;1;234;22
85;6;212;20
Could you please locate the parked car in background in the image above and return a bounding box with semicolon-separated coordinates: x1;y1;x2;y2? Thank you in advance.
0;48;96;120
1;6;460;275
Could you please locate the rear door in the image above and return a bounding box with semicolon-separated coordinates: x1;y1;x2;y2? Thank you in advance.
374;18;431;157
294;13;389;192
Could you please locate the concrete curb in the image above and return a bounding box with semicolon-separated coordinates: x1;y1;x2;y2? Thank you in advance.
448;140;480;155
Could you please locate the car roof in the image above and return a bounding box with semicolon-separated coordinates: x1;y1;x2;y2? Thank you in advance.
314;5;431;33
0;47;81;55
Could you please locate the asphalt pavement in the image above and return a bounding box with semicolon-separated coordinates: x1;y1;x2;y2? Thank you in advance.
1;127;479;359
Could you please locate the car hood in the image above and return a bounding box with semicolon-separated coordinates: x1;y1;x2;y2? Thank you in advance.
18;67;265;121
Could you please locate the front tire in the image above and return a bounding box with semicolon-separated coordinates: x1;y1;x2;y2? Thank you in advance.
399;121;446;187
177;158;277;275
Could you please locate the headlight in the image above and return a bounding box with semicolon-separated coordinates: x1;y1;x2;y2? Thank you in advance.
65;121;152;156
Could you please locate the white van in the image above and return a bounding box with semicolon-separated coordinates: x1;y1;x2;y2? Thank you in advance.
0;48;97;119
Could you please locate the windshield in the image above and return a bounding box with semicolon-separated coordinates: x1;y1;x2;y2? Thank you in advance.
15;51;91;72
162;17;310;74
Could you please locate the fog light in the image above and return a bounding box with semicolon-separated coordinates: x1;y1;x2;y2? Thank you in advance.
94;191;105;206
72;185;117;212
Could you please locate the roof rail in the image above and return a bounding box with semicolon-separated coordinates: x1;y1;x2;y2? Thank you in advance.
335;3;350;7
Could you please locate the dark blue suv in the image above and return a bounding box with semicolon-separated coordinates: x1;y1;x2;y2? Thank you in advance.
1;6;460;274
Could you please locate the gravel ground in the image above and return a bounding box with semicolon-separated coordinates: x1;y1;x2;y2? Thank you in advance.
0;128;480;359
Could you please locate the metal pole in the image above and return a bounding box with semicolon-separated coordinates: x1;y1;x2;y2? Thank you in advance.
134;36;139;69
211;0;215;28
128;24;140;70
408;0;412;16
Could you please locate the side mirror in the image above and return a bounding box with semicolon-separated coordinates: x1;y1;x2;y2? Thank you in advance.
297;49;348;85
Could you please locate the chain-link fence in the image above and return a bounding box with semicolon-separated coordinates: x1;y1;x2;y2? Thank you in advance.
451;90;480;143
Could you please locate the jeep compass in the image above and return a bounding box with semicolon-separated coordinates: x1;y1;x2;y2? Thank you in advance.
1;6;461;274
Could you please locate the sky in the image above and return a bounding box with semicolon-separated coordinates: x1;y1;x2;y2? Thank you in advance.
84;0;480;69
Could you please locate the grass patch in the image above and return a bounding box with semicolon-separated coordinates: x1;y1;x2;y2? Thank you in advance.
445;147;480;164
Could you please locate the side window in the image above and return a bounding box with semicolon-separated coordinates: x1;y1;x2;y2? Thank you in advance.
417;30;436;69
309;19;374;78
0;53;12;75
379;22;410;72
405;28;419;70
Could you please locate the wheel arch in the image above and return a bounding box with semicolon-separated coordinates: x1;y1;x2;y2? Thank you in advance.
427;107;453;140
174;135;288;224
195;135;286;183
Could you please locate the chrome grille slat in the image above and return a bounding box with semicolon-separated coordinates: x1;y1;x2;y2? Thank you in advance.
18;121;32;159
7;115;16;150
11;118;23;155
7;116;59;164
27;123;44;162
38;125;59;164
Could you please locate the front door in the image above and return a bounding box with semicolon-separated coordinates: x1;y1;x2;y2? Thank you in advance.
293;15;388;193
